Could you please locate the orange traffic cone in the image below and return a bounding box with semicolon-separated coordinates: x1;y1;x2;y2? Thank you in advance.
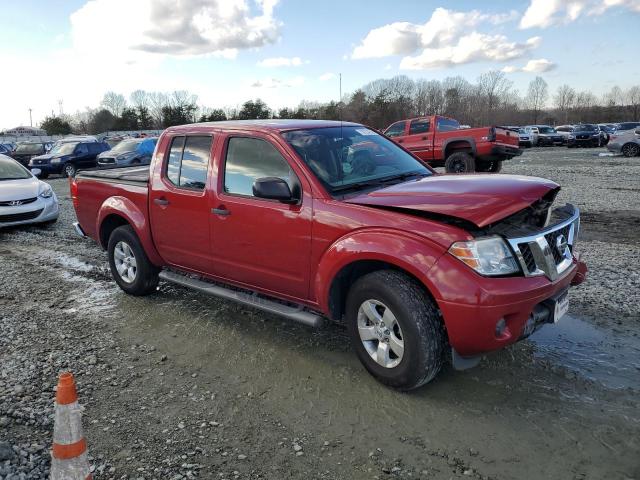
50;372;92;480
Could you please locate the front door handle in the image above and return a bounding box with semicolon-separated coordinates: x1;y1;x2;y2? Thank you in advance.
212;207;230;216
154;198;170;206
397;139;404;143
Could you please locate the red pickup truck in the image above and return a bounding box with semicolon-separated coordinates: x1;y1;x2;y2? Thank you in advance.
71;120;586;390
383;115;521;173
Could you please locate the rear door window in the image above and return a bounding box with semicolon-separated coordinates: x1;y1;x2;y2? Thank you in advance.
409;119;430;135
436;118;460;132
165;135;212;190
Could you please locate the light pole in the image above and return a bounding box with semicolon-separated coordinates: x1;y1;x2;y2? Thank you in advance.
29;108;33;127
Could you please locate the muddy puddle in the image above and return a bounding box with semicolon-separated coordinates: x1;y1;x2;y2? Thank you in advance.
528;314;640;390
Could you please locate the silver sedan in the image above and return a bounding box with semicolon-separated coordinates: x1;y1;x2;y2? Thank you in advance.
0;154;59;228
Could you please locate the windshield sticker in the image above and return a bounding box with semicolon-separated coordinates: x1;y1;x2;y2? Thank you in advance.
356;128;376;136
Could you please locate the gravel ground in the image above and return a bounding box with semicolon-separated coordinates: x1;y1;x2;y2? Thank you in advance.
1;146;639;480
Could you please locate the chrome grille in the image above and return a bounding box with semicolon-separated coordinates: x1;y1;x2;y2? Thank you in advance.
0;197;37;207
507;206;580;281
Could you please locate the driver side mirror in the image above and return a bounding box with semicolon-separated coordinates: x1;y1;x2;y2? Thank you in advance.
253;177;297;204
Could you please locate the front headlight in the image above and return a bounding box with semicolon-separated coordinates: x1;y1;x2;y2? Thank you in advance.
449;237;519;276
39;184;53;198
568;135;575;139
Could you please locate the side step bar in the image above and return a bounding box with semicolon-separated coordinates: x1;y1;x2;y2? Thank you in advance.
159;270;324;328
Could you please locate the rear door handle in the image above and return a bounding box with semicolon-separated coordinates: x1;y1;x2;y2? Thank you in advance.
397;139;404;143
421;136;428;140
212;207;230;216
154;198;170;206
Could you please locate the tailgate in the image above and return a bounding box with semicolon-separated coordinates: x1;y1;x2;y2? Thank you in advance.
495;127;519;147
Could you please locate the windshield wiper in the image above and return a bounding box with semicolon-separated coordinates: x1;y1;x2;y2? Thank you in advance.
332;170;428;193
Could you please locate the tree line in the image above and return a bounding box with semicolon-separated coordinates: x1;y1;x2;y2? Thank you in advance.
40;74;640;135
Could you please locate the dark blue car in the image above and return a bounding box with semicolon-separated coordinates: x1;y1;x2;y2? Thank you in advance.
29;141;110;178
96;138;157;168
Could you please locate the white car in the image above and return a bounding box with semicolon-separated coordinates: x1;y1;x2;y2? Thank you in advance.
0;154;59;228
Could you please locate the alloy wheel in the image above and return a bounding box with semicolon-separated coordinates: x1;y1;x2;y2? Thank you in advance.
357;299;404;368
113;241;137;283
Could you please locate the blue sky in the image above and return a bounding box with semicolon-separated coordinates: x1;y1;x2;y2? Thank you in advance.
1;0;639;129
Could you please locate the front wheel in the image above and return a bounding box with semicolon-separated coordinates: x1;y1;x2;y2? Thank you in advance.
345;270;446;390
622;143;640;157
107;225;159;296
445;152;476;173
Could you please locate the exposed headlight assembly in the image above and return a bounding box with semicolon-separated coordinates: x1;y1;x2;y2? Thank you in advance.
449;237;520;276
39;184;53;198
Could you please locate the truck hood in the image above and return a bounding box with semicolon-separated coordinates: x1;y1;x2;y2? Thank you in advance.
345;174;559;228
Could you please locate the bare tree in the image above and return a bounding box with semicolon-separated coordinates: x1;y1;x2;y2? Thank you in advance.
130;90;149;109
100;92;127;117
627;86;640;121
477;71;512;124
527;77;549;124
554;85;576;123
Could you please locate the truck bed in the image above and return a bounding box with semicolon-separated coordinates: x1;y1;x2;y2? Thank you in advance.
77;165;150;184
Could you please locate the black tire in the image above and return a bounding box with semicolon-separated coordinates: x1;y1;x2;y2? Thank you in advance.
476;160;503;173
107;225;159;296
621;143;640;157
445;152;476;173
39;172;49;179
345;270;446;390
61;163;76;178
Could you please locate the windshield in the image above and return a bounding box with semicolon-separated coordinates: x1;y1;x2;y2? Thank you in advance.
575;124;596;131
537;126;556;133
0;156;32;180
282;126;431;194
50;143;78;155
15;143;44;154
110;139;140;153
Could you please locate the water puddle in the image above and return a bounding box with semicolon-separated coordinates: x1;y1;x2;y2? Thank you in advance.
528;314;640;390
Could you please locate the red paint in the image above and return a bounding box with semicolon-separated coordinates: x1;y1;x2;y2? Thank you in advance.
72;120;587;358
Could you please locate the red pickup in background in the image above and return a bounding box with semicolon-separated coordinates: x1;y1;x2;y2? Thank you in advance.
384;115;521;173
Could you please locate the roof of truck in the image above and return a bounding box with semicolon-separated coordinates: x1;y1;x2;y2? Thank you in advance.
165;119;362;134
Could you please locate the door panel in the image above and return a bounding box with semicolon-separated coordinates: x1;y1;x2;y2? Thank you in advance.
210;135;312;300
403;118;433;161
149;135;213;273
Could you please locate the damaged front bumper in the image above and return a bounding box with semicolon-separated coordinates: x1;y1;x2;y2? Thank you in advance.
432;204;588;367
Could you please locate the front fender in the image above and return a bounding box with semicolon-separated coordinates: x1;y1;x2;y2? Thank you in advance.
314;228;446;313
96;196;163;266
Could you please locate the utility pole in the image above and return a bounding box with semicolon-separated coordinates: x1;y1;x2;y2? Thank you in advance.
58;100;63;116
29;108;33;127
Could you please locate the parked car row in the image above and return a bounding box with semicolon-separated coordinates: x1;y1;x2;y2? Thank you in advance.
511;121;639;149
3;135;158;178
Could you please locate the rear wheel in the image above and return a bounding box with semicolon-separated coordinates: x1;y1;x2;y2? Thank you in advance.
345;270;445;390
445;152;475;173
62;163;76;178
108;225;159;296
622;143;640;157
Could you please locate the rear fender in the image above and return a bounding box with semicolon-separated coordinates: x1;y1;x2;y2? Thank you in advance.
96;196;163;266
314;229;446;314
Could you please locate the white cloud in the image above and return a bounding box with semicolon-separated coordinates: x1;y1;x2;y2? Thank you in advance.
250;76;305;88
258;56;306;67
71;0;281;58
400;34;541;70
318;73;336;81
520;0;640;29
502;58;557;73
351;7;537;70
